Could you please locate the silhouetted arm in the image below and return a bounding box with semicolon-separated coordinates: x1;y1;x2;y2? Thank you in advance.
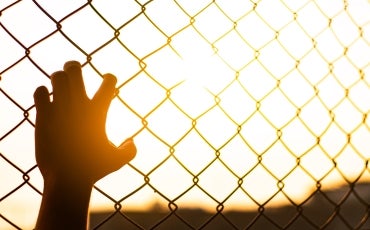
35;176;93;229
33;61;136;230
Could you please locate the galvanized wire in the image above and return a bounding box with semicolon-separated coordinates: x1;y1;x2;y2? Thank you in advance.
1;0;370;229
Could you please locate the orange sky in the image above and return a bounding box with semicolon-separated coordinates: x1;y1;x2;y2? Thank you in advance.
1;1;370;229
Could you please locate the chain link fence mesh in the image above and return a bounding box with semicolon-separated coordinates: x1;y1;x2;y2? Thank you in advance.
1;0;370;229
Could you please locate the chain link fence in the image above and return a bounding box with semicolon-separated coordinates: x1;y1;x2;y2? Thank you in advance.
1;0;370;229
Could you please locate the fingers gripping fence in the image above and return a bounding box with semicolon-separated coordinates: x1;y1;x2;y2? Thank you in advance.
1;0;370;229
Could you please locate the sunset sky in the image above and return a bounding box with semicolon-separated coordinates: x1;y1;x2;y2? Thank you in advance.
1;0;370;229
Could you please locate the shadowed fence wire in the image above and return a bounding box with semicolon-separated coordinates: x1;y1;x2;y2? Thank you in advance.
1;0;370;229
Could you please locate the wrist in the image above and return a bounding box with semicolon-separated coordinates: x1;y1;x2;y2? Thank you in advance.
43;172;95;191
36;174;94;230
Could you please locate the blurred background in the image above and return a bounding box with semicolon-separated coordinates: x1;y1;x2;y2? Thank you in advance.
1;0;370;229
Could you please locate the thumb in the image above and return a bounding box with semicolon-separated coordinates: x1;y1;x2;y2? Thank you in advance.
114;138;137;166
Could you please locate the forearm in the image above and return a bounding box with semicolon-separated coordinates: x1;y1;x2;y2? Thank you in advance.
35;177;93;230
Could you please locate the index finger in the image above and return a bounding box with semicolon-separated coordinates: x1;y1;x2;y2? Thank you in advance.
92;73;117;110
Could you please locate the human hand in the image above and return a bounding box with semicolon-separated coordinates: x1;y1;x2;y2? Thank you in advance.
33;61;136;185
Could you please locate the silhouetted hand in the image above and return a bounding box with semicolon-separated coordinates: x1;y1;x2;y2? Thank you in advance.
33;61;136;230
34;60;136;184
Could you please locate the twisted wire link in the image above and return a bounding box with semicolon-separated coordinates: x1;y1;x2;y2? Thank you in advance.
1;0;370;229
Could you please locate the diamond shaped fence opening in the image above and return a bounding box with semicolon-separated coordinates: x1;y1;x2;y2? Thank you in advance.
1;1;370;229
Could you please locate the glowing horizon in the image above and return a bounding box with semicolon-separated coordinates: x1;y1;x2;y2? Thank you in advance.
1;1;370;229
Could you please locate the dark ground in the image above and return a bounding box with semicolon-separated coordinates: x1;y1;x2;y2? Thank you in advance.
90;183;370;230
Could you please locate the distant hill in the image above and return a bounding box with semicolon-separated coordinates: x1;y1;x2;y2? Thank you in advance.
90;182;370;229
